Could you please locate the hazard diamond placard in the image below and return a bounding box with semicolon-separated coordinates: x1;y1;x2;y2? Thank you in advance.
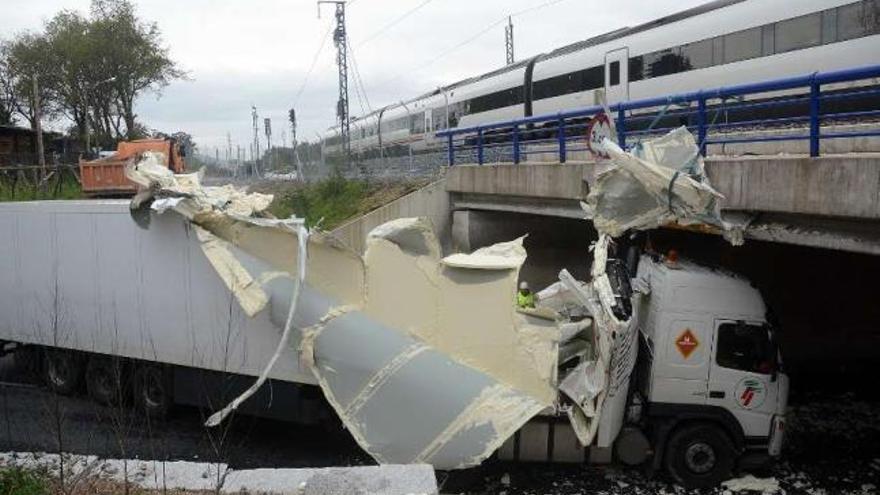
675;329;699;359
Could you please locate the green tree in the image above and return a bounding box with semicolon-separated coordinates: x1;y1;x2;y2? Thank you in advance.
90;0;185;140
0;56;17;125
42;10;94;144
1;35;57;131
1;0;183;147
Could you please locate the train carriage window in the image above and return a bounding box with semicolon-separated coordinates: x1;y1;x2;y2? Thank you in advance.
410;114;424;134
643;47;683;78
582;66;605;91
761;24;775;56
629;57;644;82
822;9;838;43
680;39;713;70
432;108;447;130
775;13;822;53
723;27;761;63
609;61;620;86
469;86;523;114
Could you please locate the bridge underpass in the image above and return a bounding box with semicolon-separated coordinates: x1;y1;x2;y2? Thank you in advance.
442;151;880;398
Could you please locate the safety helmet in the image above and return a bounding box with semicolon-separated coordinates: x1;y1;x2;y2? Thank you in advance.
519;281;529;290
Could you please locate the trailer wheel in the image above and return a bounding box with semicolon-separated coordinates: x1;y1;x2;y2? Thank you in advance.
132;364;171;418
85;356;125;405
42;350;83;395
664;423;735;489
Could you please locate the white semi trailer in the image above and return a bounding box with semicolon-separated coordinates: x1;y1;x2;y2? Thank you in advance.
0;200;324;422
0;200;789;488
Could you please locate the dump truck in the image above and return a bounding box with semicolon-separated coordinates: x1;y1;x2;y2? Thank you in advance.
79;138;186;197
0;199;788;488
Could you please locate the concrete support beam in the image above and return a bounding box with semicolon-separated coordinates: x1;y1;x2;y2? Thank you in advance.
706;154;880;220
446;154;880;221
445;162;589;199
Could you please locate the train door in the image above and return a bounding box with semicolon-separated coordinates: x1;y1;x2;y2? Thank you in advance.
604;48;629;104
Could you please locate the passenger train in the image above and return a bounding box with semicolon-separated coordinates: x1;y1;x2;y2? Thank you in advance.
322;0;880;157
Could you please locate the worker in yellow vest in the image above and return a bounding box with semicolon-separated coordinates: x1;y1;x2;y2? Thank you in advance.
516;281;535;309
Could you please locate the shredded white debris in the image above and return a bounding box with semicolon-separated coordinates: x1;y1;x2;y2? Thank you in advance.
0;452;438;495
721;474;781;494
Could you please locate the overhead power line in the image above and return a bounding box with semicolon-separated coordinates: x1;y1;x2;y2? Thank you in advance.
377;0;570;87
292;21;334;108
347;35;373;114
356;0;435;48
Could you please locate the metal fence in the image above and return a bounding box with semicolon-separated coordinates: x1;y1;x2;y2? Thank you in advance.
0;163;82;200
436;64;880;165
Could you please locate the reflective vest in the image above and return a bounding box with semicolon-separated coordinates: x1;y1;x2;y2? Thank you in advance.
517;290;535;309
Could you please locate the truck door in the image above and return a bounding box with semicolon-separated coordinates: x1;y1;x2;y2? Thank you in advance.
651;317;710;405
604;48;629;104
707;320;779;438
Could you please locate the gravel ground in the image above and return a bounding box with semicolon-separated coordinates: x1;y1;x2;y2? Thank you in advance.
440;396;880;495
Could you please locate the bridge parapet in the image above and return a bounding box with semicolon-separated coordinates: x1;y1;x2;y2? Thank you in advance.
446;154;880;220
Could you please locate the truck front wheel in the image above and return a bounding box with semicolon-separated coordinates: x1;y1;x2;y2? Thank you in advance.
664;423;735;489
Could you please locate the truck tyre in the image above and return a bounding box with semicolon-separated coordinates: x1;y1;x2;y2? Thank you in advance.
664;423;735;489
132;364;171;418
42;350;83;395
85;356;125;406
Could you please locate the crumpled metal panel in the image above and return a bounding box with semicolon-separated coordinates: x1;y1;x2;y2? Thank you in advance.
583;127;740;243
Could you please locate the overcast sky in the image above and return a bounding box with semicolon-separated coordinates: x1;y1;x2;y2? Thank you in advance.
3;0;708;155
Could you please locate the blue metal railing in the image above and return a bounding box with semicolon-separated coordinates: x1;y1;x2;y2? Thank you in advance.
436;64;880;165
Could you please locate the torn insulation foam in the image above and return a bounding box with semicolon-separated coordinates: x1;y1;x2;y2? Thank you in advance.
125;159;558;470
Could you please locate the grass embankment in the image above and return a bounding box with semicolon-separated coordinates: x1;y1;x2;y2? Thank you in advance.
0;176;82;202
0;466;207;495
0;467;48;495
255;176;429;230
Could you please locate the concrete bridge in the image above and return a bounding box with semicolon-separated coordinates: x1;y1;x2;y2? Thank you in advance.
445;153;880;256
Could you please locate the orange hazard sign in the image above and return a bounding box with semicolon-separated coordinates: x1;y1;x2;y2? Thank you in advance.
675;329;699;359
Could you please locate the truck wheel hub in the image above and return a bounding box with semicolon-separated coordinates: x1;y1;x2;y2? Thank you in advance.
143;380;163;408
48;360;69;385
685;442;716;473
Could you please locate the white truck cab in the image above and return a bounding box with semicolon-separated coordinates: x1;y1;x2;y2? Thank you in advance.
501;253;789;489
634;254;789;486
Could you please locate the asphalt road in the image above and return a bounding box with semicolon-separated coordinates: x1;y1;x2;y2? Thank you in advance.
0;354;878;494
0;354;369;470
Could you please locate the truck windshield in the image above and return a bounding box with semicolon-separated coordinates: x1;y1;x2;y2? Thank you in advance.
716;322;776;375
